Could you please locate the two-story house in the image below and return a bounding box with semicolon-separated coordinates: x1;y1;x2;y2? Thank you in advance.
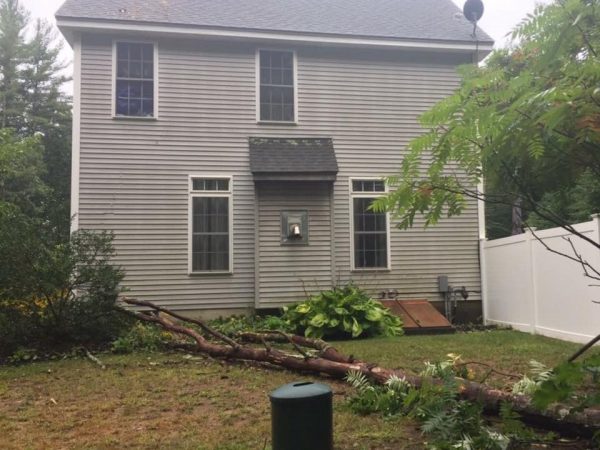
56;0;493;319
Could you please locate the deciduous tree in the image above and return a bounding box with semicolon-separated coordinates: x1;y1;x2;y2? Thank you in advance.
375;0;600;242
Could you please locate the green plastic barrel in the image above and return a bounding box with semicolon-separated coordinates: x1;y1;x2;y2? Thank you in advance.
269;381;333;450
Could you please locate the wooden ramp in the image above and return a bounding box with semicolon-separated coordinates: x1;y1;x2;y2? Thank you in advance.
382;300;454;334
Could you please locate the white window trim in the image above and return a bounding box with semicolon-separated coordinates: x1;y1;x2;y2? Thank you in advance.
349;177;392;271
255;48;298;125
112;39;159;120
188;175;234;275
70;33;82;234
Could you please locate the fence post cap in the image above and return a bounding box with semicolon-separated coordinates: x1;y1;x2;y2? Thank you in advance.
590;213;600;220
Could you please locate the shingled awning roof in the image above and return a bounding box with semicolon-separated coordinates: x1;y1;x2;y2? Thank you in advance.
56;0;493;46
249;138;338;182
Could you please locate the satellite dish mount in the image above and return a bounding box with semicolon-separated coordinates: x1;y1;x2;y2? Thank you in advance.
463;0;485;39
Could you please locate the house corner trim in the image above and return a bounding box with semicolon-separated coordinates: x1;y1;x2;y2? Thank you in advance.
70;34;82;234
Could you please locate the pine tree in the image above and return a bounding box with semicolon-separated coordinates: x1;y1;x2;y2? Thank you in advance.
0;0;27;130
20;19;72;238
0;0;72;238
21;19;70;135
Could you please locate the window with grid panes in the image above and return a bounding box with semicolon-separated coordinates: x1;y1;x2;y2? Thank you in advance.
351;180;389;269
115;42;155;117
190;178;231;272
259;50;295;122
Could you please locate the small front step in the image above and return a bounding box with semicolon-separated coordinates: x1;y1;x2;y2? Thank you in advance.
382;299;454;334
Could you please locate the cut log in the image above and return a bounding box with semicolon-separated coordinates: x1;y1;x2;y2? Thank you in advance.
118;298;600;436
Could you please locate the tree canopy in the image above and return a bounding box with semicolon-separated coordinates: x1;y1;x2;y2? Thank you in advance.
375;0;600;239
0;0;72;238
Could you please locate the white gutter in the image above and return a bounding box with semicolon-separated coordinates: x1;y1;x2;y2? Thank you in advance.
56;18;494;56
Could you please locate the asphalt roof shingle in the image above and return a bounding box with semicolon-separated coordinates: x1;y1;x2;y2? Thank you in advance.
249;138;338;177
56;0;493;44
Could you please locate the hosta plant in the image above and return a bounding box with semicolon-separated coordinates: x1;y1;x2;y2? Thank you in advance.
283;283;403;339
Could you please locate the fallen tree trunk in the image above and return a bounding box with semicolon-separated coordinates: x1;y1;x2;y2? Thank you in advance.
238;331;355;364
119;298;600;436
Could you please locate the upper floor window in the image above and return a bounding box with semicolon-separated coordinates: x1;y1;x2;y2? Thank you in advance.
115;42;155;118
258;50;296;122
351;179;389;270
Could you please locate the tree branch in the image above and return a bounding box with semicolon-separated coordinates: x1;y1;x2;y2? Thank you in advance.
568;333;600;363
120;297;240;349
524;226;600;282
121;299;600;435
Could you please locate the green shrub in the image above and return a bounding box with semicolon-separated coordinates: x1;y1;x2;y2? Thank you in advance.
7;348;38;364
283;283;403;339
111;323;173;354
345;357;548;449
0;211;132;356
210;314;293;337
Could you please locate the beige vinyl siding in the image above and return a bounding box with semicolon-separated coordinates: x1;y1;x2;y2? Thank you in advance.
77;33;480;311
256;182;333;306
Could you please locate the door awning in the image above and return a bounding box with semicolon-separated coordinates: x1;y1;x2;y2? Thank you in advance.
249;137;338;181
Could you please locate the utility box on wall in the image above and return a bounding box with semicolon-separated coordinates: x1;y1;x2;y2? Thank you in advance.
281;210;309;245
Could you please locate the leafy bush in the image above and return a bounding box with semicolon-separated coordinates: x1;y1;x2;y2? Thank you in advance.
111;323;174;354
0;210;131;356
346;356;551;449
210;314;293;337
282;284;403;339
511;360;553;396
525;354;600;412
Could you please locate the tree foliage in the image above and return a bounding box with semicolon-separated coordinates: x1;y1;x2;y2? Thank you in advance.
374;0;600;237
0;129;46;216
0;0;27;130
0;0;72;238
0;1;127;356
0;207;129;355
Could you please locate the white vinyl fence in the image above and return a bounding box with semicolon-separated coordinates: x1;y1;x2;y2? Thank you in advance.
481;215;600;343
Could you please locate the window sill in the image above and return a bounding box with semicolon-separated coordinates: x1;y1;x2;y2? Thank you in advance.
351;268;392;273
257;120;298;126
112;115;158;121
188;271;233;277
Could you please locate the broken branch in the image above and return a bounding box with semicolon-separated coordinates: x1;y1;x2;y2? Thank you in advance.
121;297;240;349
118;299;600;436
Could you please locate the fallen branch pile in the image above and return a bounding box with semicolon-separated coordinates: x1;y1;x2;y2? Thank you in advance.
119;298;600;436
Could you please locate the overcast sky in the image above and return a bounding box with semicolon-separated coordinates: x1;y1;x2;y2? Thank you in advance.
27;0;552;88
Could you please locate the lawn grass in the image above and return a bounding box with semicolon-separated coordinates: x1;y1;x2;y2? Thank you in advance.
334;329;589;383
0;330;592;449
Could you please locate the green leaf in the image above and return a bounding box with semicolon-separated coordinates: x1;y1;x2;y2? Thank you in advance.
343;318;353;332
365;308;383;322
309;313;328;328
295;304;311;314
351;318;363;338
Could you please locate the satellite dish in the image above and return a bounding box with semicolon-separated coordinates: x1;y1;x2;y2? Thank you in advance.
463;0;484;24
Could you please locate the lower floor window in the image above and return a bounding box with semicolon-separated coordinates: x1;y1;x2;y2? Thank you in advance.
352;188;389;269
190;177;231;273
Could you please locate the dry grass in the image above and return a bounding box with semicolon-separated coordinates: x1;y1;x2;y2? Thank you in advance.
0;354;419;449
0;330;589;449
